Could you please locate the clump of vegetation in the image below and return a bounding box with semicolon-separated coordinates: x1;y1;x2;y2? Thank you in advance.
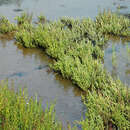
79;78;130;129
15;13;33;25
0;81;63;130
96;10;130;37
0;16;17;34
15;26;35;48
51;42;107;91
38;14;46;24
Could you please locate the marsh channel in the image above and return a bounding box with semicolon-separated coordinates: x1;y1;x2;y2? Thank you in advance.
0;0;130;128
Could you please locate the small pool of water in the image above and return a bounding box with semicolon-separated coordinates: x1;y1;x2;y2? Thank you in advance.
104;37;130;86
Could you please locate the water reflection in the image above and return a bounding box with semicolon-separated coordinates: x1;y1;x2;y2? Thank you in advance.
125;69;130;75
104;36;130;86
15;43;53;64
55;74;84;96
124;13;130;19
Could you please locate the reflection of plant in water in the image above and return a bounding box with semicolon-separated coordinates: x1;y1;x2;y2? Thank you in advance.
111;65;118;80
112;44;117;66
126;42;130;54
125;69;130;75
111;44;118;80
125;62;130;75
128;49;130;53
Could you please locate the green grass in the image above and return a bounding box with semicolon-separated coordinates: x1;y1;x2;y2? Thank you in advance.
0;81;63;130
78;79;130;130
15;13;33;25
96;10;130;37
0;11;130;129
0;16;17;34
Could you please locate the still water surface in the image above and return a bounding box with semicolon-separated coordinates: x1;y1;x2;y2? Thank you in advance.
104;37;130;86
0;0;130;21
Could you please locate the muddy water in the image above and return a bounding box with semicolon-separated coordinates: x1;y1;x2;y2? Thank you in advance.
0;0;130;128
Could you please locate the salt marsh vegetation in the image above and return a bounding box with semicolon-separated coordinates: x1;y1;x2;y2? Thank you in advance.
0;11;130;129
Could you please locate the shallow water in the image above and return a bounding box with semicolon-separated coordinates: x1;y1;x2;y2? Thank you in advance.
0;0;130;21
0;0;130;128
104;37;130;86
0;39;85;128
